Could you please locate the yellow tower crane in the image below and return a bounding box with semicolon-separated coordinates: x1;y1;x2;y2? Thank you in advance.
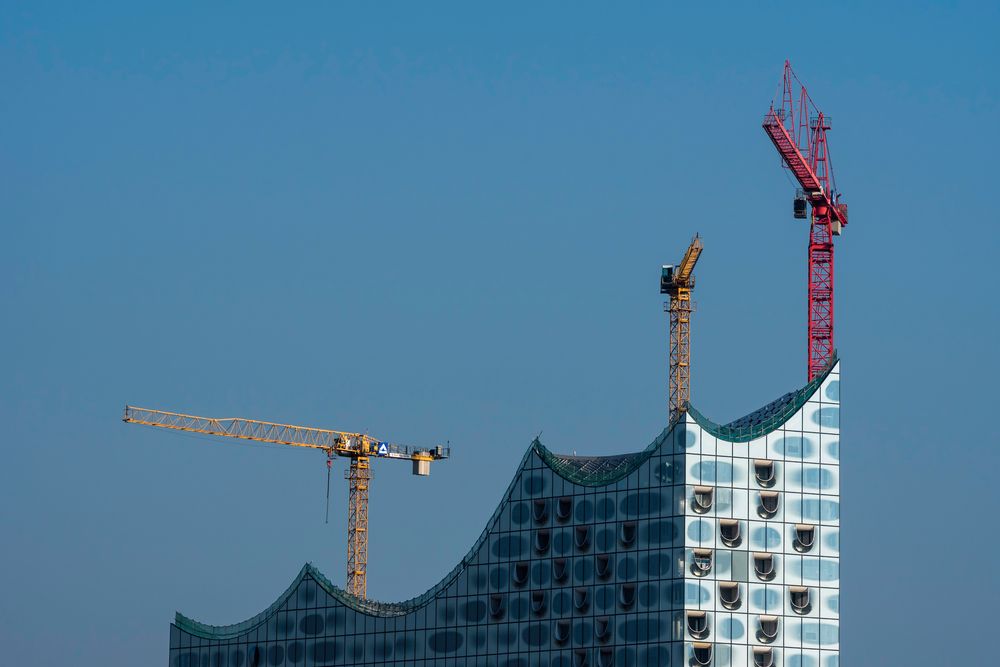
122;405;449;599
660;235;703;421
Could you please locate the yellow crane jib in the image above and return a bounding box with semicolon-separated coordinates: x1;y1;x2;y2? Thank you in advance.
660;235;703;422
122;405;449;599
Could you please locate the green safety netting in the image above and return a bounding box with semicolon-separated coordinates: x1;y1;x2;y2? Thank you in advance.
535;353;837;483
687;353;837;443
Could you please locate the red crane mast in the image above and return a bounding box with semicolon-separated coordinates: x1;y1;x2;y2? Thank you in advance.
762;60;849;380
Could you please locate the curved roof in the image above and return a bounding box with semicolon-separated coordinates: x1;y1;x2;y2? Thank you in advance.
535;353;838;483
175;355;836;636
687;353;836;443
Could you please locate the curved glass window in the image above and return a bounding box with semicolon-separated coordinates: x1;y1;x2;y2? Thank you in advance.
489;594;505;618
790;586;812;615
575;526;591;551
597;648;614;667
693;486;714;514
720;519;741;547
573;649;589;667
719;582;741;610
753;552;775;581
557;497;573;522
596;554;613;580
513;562;529;586
620;521;636;547
687;611;710;639
757;615;779;643
574;587;590;612
758;491;780;519
531;591;546;615
553;558;568;582
753;647;774;667
691;549;713;577
692;643;713;666
618;583;636;609
595;616;611;641
754;459;775;487
794;524;816;553
554;620;571;644
533;499;549;524
535;530;551;554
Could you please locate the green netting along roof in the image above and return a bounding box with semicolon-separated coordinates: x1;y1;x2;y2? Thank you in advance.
536;354;837;483
687;353;837;443
533;418;677;487
175;446;540;638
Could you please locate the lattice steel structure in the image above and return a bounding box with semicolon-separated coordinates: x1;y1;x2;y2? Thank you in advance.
346;458;371;598
762;61;848;380
123;406;448;598
661;236;703;421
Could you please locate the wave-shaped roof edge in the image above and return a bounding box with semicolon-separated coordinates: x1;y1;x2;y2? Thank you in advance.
175;354;838;638
175;442;540;638
534;352;838;484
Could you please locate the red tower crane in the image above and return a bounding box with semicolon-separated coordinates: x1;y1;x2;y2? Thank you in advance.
762;60;849;380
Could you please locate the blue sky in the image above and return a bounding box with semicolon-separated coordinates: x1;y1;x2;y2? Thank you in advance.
2;2;997;664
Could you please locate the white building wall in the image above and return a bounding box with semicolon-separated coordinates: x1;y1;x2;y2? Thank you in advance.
682;363;840;667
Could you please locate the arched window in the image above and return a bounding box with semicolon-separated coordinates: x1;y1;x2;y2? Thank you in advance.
489;594;505;618
790;586;812;615
557;497;573;522
719;582;741;610
692;642;713;666
554;620;571;644
719;519;741;547
513;562;529;586
620;521;637;547
691;549;713;577
757;615;779;643
693;486;714;513
553;558;568;582
596;554;613;580
752;647;773;667
618;583;636;609
687;611;710;639
595;616;612;641
758;491;779;519
535;530;551;554
753;552;775;581
533;499;549;524
793;524;815;553
754;459;775;487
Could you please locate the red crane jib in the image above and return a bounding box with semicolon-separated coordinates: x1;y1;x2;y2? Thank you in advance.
762;110;847;226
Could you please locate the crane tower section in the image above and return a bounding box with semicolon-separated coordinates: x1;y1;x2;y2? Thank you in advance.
123;406;449;599
762;60;848;380
661;235;703;422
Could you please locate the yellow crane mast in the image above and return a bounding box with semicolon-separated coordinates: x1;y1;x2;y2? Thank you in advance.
122;405;449;599
660;235;703;422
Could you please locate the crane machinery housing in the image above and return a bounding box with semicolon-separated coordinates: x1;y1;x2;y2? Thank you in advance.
660;234;703;422
762;60;849;380
123;405;449;599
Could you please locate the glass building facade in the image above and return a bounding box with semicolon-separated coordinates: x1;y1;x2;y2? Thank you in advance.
170;360;840;667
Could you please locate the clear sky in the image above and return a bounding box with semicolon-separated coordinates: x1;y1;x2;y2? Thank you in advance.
2;2;997;664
